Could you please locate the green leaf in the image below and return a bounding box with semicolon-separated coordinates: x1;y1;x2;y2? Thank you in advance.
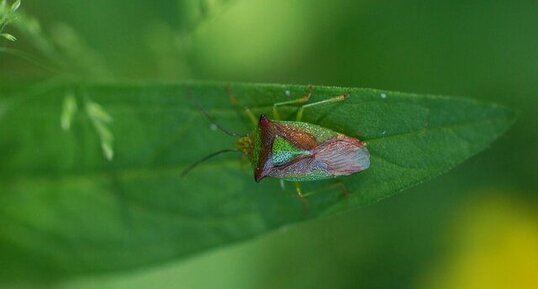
0;81;514;282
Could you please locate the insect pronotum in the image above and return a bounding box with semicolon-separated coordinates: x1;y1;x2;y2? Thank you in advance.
184;85;370;206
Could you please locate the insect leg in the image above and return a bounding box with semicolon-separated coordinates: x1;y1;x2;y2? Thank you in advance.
294;182;309;213
333;181;350;198
294;182;305;198
272;85;312;120
302;180;350;198
243;107;258;126
279;179;286;191
296;94;348;121
227;85;258;126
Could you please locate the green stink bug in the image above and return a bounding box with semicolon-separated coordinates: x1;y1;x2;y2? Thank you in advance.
184;86;370;202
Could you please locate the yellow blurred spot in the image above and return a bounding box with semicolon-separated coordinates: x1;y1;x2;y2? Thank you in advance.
420;196;538;289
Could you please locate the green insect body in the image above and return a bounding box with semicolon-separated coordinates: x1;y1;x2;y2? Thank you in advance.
238;114;370;182
187;87;370;200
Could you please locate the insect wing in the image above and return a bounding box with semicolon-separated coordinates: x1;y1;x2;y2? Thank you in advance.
253;114;369;182
312;136;370;176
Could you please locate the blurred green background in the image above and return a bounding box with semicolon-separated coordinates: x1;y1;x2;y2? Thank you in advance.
2;0;537;288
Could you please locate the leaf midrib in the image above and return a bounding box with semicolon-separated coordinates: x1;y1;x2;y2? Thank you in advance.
1;114;510;183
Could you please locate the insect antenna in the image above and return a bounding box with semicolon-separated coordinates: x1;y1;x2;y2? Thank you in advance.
181;149;241;177
184;86;243;137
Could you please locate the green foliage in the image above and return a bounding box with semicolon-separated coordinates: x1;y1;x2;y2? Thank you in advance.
1;9;111;79
0;0;20;41
0;81;514;281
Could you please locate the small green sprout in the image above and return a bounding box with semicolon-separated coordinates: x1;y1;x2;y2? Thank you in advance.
61;92;78;131
85;99;114;161
0;0;21;41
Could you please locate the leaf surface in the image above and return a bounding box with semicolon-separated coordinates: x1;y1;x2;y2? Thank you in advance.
0;82;514;281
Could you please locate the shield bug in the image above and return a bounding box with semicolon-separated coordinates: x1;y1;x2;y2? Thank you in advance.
184;86;370;203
